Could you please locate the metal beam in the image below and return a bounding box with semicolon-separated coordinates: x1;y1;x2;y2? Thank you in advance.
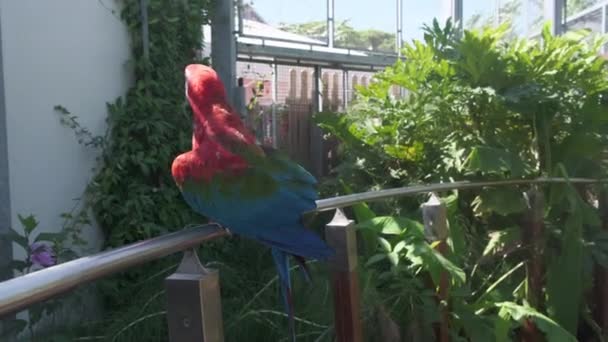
237;43;398;70
211;0;237;105
310;66;324;177
545;0;565;35
564;0;608;23
0;1;12;287
601;5;608;54
396;0;403;53
237;55;386;73
0;8;14;340
271;63;278;147
342;70;348;109
328;0;335;48
441;0;463;32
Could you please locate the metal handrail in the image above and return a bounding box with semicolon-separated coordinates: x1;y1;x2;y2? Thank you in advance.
0;177;606;318
0;224;227;317
315;177;607;211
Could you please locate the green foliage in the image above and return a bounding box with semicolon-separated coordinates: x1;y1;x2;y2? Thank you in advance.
317;19;608;340
83;1;210;246
56;1;211;334
55;1;336;341
495;302;577;342
1;211;88;341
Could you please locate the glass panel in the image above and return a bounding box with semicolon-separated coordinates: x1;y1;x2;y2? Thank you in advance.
566;0;601;17
526;0;544;36
240;0;328;44
464;1;499;30
403;0;445;43
500;0;526;37
464;0;545;38
501;0;544;37
566;7;602;33
334;0;397;53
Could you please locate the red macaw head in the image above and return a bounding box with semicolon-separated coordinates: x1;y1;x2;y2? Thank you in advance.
185;64;227;108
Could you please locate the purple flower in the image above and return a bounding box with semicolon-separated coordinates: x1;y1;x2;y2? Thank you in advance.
29;242;56;267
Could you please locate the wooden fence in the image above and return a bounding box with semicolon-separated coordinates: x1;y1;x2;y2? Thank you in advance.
242;65;377;176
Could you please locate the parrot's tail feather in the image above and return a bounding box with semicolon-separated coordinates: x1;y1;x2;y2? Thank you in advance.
271;248;297;342
293;255;312;283
286;285;296;342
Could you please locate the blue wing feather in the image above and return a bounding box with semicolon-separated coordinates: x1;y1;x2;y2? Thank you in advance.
181;151;332;341
181;149;332;261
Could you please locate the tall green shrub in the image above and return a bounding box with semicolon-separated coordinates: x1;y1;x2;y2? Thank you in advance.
317;20;608;340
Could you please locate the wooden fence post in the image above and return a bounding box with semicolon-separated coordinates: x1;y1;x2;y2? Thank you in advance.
422;193;450;342
166;249;224;342
326;208;363;342
520;188;544;342
595;189;608;339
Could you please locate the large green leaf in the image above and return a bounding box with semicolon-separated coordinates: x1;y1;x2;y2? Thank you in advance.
452;301;495;342
357;216;424;237
17;213;39;235
35;232;64;243
471;187;527;216
404;240;466;285
546;172;586;334
341;181;377;256
494;310;513;342
496;302;577;342
546;211;584;334
442;193;467;259
3;227;29;251
481;227;520;258
463;146;527;177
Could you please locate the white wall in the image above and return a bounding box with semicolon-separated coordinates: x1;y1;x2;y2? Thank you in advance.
1;0;132;260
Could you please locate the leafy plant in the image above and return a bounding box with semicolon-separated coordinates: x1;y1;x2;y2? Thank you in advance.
317;19;608;340
1;210;89;341
55;1;335;341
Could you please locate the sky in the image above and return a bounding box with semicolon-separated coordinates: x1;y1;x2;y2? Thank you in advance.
246;0;498;42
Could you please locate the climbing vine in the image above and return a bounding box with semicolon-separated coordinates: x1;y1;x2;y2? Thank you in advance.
57;0;214;340
61;0;212;246
59;2;334;341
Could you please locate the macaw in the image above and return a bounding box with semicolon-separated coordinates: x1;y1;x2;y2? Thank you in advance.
171;64;333;341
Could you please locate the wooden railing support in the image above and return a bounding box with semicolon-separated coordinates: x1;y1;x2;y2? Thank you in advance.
422;193;450;342
166;249;224;342
595;189;608;339
520;188;544;342
326;208;363;342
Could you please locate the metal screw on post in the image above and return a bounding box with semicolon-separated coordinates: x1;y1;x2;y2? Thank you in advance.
325;208;363;342
166;249;224;342
422;193;449;342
